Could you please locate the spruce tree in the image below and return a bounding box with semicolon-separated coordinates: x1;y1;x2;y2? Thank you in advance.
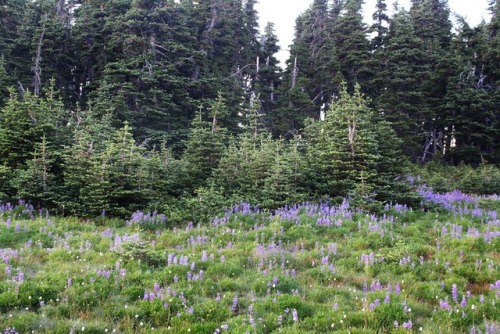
0;57;9;106
442;18;499;163
70;0;130;107
181;95;228;193
332;0;373;93
369;0;390;99
376;9;429;160
0;0;26;65
273;0;339;137
409;0;453;162
258;22;282;132
11;0;76;103
87;0;207;147
104;123;150;216
370;0;390;51
0;84;67;170
305;83;413;208
12;135;57;208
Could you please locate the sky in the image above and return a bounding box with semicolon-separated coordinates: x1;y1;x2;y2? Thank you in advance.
256;0;492;65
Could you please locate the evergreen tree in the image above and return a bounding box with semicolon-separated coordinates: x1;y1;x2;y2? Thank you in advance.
442;18;499;163
11;0;76;102
70;0;131;107
332;0;373;92
0;0;26;65
60;113;115;215
258;22;282;131
0;57;9;106
376;9;430;160
181;95;228;193
12;136;57;208
273;0;339;137
409;0;453;162
305;83;413;208
104;123;150;216
88;0;201;146
212;102;305;206
62;117;151;216
369;0;390;99
370;0;390;51
0;83;67;170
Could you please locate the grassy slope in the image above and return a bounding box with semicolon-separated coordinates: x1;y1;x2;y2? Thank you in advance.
0;195;499;334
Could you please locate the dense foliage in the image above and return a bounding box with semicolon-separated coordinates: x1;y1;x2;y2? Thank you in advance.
0;2;499;333
0;0;499;216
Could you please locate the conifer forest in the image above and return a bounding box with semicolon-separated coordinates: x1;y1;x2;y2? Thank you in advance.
0;1;499;333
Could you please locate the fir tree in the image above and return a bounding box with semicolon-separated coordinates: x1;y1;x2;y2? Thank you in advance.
12;135;57;208
332;0;373;92
305;83;413;208
273;0;340;137
376;9;430;160
0;57;9;106
0;83;67;170
258;22;282;131
181;96;228;193
442;18;499;163
409;0;453;162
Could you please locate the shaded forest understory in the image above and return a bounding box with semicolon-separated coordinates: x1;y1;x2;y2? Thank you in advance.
0;0;499;217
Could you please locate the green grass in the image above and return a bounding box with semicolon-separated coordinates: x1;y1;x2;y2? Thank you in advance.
0;198;499;333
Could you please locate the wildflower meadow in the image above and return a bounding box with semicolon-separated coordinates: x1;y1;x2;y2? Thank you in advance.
0;187;499;333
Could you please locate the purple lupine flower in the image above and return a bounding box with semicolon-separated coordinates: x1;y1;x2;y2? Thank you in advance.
231;295;238;313
461;296;467;308
402;320;412;329
394;321;399;329
395;283;401;295
291;309;298;322
201;250;207;262
439;299;451;310
452;284;459;303
485;321;500;334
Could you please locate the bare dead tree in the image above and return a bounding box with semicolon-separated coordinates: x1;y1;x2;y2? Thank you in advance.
32;21;46;97
291;57;298;89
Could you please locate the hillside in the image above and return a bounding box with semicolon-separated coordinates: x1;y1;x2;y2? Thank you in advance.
0;187;499;333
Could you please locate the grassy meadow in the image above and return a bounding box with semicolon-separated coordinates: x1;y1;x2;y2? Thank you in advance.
0;188;499;333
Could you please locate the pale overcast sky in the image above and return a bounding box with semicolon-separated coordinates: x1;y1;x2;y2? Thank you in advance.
256;0;492;65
